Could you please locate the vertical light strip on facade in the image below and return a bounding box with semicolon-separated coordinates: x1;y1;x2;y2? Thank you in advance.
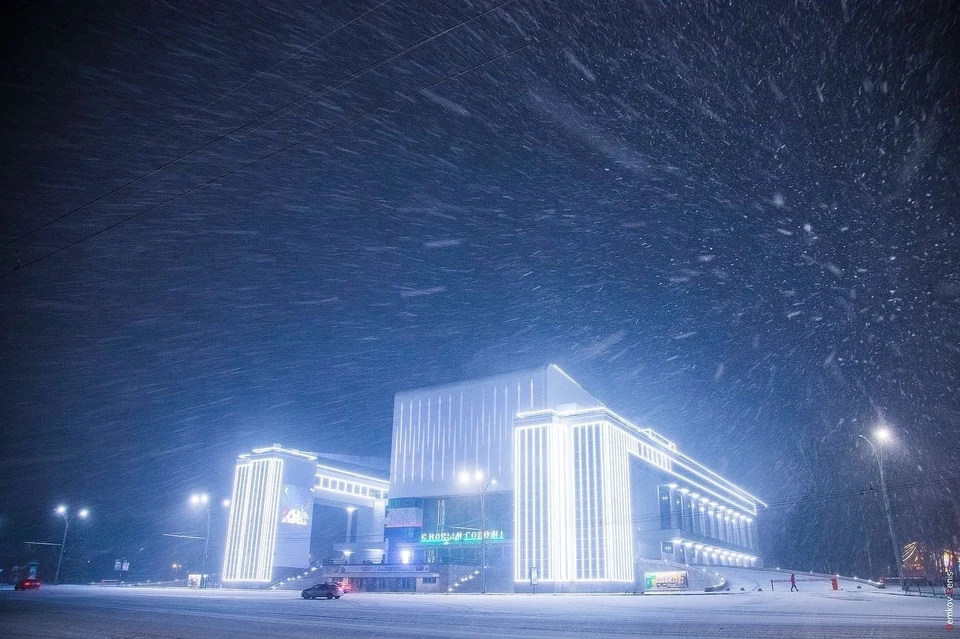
590;426;597;579
223;457;283;582
224;461;245;580
482;389;488;479
440;394;447;483
515;416;666;584
535;426;543;578
456;393;463;478
428;396;434;483
398;401;405;484
223;463;243;579
260;458;283;580
578;424;588;579
534;424;548;580
592;424;602;579
600;424;612;580
417;399;425;482
233;462;252;577
548;419;565;580
502;384;509;478
243;460;260;579
513;425;521;582
529;426;537;580
591;424;601;579
570;425;579;579
608;426;635;581
532;426;542;579
517;431;536;579
409;399;416;483
578;424;592;579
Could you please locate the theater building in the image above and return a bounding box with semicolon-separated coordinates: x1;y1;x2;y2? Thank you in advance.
222;365;764;591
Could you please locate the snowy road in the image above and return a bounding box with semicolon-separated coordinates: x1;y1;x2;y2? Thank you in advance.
0;585;949;638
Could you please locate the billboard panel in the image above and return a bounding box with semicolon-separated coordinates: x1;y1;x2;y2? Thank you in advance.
271;456;317;570
279;484;312;526
385;507;423;528
644;570;690;592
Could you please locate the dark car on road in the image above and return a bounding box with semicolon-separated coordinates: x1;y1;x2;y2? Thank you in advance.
15;579;41;590
301;583;343;600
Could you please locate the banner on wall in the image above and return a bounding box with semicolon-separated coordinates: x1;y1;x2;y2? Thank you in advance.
278;484;312;526
644;570;690;592
385;507;423;528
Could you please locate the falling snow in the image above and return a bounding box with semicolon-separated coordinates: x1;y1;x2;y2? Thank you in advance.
0;0;958;586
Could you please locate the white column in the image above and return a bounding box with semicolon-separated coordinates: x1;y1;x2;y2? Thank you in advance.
345;507;356;543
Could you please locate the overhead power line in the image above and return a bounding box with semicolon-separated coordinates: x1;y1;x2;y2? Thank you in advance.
3;0;401;248
107;1;395;169
3;0;513;253
162;533;206;540
3;0;612;279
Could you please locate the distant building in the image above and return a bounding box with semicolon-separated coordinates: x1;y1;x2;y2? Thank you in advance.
222;365;764;592
902;541;959;580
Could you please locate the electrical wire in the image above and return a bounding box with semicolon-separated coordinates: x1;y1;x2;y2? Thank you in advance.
106;1;395;169
3;0;514;253
1;2;635;279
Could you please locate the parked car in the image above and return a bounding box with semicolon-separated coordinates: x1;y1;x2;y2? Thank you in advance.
15;579;41;590
301;583;343;600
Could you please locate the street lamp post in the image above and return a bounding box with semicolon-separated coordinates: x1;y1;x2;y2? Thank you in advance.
459;470;496;595
189;494;229;589
54;505;89;584
859;428;906;591
190;494;211;589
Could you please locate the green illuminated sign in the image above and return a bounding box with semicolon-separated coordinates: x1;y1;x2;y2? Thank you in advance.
419;530;505;544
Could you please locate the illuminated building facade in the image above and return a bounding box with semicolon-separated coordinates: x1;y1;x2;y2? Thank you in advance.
222;445;388;585
223;366;764;592
385;365;765;592
512;405;763;588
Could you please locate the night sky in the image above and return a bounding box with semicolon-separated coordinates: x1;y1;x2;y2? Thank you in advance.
1;0;958;580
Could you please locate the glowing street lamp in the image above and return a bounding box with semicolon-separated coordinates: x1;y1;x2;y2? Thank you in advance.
189;493;217;589
54;505;89;584
187;493;230;588
858;427;905;591
459;470;496;594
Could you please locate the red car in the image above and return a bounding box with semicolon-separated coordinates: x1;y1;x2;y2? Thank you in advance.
15;579;41;590
330;580;351;594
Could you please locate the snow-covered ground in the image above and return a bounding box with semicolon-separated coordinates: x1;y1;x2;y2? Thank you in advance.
0;583;950;638
716;566;882;594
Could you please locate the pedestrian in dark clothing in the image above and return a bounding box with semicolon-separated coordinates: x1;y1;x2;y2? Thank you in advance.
790;573;799;592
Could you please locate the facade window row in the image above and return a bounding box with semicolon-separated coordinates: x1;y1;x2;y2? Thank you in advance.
639;442;671;472
657;484;756;550
223;457;284;582
316;474;387;500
